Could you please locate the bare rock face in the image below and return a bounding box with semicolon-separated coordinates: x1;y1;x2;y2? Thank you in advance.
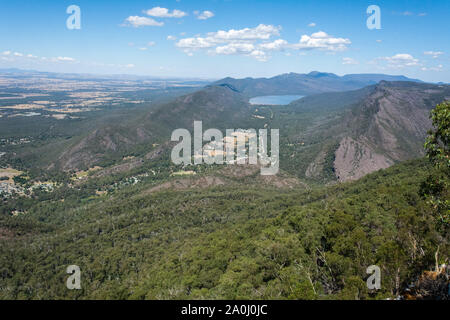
305;151;327;179
333;82;450;182
334;137;393;182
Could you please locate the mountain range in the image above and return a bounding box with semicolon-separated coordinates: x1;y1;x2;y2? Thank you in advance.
213;71;422;97
40;75;449;184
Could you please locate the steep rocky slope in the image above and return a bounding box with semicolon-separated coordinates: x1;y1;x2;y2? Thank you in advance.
333;81;450;181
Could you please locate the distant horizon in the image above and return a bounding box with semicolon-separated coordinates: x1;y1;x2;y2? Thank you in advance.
1;67;441;84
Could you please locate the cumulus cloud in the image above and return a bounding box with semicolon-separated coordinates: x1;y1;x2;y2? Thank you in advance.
2;51;11;56
215;42;255;55
167;35;177;41
372;53;420;69
195;10;215;20
424;51;444;58
214;24;281;41
176;24;282;50
177;37;216;49
176;24;280;47
175;25;350;61
123;16;164;27
259;39;289;51
308;23;316;27
248;50;268;62
293;31;351;52
175;24;282;60
145;7;187;18
342;57;359;65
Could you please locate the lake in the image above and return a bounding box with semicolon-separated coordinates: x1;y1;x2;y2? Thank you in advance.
249;95;304;106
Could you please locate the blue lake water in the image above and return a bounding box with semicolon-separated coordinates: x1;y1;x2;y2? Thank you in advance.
249;95;304;106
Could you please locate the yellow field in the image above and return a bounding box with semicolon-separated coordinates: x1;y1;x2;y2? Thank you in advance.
0;168;24;184
72;166;102;180
172;170;196;176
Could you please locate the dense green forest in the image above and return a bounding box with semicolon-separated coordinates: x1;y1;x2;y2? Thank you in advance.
0;158;447;299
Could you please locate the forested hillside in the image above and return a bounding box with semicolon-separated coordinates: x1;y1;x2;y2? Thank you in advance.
0;159;447;299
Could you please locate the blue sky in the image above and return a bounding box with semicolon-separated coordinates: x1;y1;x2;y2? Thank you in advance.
0;0;448;82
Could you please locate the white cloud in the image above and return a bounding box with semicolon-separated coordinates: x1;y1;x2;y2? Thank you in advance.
421;64;443;72
175;24;282;61
147;41;156;47
56;56;76;62
342;57;359;65
139;47;148;51
213;24;281;41
424;51;444;59
167;35;177;41
249;50;268;62
177;37;216;49
125;64;135;68
2;51;11;56
175;25;350;61
123;16;164;27
145;7;187;18
215;42;255;55
293;31;351;52
259;39;288;51
13;52;23;57
176;24;281;49
195;10;215;20
373;53;420;69
376;39;382;43
308;23;316;27
396;11;427;17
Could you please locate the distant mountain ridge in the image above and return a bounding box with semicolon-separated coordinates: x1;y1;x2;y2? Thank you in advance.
214;71;422;97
